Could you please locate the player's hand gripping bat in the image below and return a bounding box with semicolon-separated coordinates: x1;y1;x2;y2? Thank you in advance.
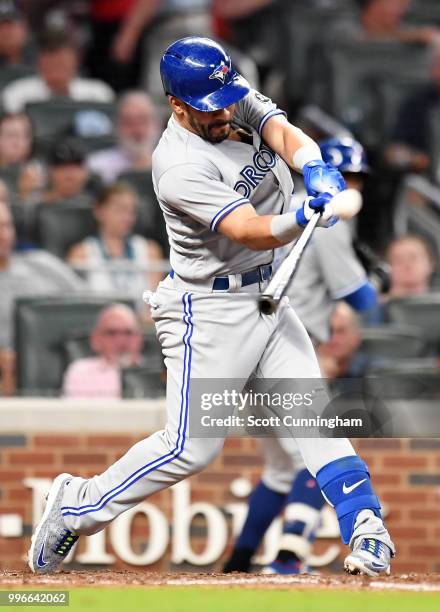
259;189;363;315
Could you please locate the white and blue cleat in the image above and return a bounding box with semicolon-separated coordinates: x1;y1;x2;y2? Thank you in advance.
344;537;392;576
344;508;395;577
28;473;79;574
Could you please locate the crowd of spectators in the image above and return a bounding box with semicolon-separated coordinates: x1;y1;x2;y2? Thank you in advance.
0;0;439;397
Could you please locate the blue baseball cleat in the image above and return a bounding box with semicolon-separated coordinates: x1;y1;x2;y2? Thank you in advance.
28;473;79;574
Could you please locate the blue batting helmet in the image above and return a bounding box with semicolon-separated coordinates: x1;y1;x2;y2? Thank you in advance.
320;137;370;174
160;37;250;112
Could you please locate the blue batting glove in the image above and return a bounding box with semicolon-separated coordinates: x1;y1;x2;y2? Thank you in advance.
296;193;339;228
302;160;346;197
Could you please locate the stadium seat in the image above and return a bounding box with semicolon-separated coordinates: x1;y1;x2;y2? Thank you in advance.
15;295;135;395
359;325;426;359
392;174;440;264
311;40;432;147
385;294;440;352
406;0;440;26
364;359;440;402
35;203;97;259
283;4;357;103
63;335;93;364
63;329;163;372
0;166;21;193
0;64;34;91
377;76;431;144
121;367;165;399
118;170;169;255
25;100;116;156
428;107;440;184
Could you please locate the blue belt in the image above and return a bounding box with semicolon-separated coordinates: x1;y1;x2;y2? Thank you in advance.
169;264;272;291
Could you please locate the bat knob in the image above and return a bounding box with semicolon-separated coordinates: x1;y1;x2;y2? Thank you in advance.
259;295;278;315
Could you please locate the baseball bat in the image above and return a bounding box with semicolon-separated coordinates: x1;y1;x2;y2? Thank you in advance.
259;189;363;315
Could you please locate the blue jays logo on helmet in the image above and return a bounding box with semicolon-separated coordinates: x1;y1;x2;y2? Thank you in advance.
209;61;230;84
160;37;250;112
320;137;370;174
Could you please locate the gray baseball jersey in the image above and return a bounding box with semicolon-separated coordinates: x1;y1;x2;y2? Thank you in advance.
152;90;293;281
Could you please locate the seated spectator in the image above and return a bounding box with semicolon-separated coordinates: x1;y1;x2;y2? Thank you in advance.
0;0;33;67
0;178;9;203
40;138;94;206
385;46;440;174
87;0;142;93
0;113;33;168
0;113;45;200
112;0;212;120
62;303;144;398
328;0;440;44
2;28;114;113
67;183;163;299
0;199;84;393
317;303;366;378
87;92;159;185
385;234;434;299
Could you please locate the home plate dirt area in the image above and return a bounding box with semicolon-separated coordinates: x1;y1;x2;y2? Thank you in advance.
1;570;440;592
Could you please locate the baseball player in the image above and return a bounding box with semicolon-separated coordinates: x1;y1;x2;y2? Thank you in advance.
28;37;394;577
225;137;381;575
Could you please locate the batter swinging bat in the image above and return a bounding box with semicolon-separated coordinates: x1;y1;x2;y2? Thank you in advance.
259;189;363;315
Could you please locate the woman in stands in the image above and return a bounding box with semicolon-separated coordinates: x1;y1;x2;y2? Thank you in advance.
67;183;163;303
0;113;45;201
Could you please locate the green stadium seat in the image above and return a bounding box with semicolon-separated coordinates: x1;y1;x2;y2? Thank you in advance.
0;165;21;193
364;359;440;402
25;100;116;156
359;325;426;359
35;203;97;259
284;4;357;103
385;294;440;353
121;367;165;399
63;329;163;372
15;295;135;395
311;40;432;147
0;64;35;91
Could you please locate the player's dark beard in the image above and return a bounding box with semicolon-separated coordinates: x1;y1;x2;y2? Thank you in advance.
188;114;231;143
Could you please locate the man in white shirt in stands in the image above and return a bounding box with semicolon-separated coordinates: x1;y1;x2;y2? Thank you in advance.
2;28;114;114
87;91;159;185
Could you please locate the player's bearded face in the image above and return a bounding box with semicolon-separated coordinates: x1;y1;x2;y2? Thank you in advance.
186;104;236;143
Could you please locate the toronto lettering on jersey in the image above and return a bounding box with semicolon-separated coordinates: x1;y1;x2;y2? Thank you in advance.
234;147;277;198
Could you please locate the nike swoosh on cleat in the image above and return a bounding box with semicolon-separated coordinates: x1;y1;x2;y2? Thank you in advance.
371;562;387;569
342;478;367;494
37;542;48;568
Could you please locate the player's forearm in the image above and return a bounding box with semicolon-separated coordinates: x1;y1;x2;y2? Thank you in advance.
262;116;322;173
218;212;302;251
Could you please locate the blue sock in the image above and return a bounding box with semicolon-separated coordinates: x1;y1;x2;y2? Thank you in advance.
315;455;381;544
235;481;287;552
283;468;325;539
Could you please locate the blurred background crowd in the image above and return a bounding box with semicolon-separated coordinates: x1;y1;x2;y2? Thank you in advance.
1;0;440;399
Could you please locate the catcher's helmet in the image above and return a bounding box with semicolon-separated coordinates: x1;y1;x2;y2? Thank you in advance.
320;137;370;174
160;37;250;112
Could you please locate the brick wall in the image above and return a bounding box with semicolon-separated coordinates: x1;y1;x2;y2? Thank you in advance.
1;430;439;573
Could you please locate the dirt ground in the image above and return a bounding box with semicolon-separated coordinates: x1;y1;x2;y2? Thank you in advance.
1;570;440;592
